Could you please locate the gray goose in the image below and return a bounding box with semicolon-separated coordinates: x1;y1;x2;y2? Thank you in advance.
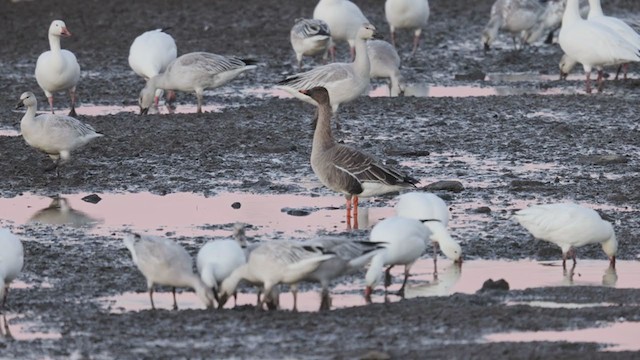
302;86;418;228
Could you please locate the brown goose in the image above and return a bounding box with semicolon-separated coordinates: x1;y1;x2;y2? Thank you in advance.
302;86;418;228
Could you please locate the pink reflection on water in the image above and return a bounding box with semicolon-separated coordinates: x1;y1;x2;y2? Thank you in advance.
1;314;61;341
484;322;640;351
0;128;19;137
74;104;224;116
369;85;576;98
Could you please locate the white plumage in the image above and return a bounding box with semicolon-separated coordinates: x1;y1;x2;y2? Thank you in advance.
384;0;430;55
559;0;640;93
16;91;103;176
367;39;404;97
364;216;430;299
290;18;332;70
313;0;370;60
482;0;546;50
0;229;24;309
196;236;246;304
123;233;214;310
513;203;618;268
35;20;81;116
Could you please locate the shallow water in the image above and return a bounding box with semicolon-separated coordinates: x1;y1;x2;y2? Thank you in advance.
1;314;61;341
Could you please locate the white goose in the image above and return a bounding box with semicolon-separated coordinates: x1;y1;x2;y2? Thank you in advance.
139;52;257;114
559;0;640;93
16;91;103;177
0;229;24;310
384;0;430;56
218;241;335;310
313;0;370;60
395;192;462;263
364;216;430;300
128;28;178;109
196;226;247;305
35;20;81;116
514;203;618;269
277;23;378;116
482;0;545;50
290;18;332;70
367;39;405;97
123;233;214;310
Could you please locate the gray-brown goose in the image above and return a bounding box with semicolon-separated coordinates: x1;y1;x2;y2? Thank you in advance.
302;86;418;228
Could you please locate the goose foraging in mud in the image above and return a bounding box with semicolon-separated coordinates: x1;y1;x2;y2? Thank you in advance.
303;86;418;228
385;0;430;55
290;18;332;70
16;91;103;177
367;39;405;97
313;0;370;60
0;229;24;310
35;20;81;116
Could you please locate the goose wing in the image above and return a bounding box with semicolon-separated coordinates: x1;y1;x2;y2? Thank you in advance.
278;63;352;90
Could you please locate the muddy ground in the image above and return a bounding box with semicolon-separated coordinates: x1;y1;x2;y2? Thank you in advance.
1;0;640;358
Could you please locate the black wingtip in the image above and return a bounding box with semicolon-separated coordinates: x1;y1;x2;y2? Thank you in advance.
240;58;259;66
161;27;173;33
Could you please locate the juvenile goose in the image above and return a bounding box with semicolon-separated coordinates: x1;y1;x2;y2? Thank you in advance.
277;23;378;117
303;86;418;227
128;28;178;108
218;241;335;310
0;229;24;309
395;192;462;264
16;91;103;177
139;52;257;114
123;233;214;310
384;0;430;55
290;18;332;70
514;203;617;269
559;0;640;93
35;20;81;116
313;0;370;60
482;0;545;50
364;216;430;300
367;39;404;97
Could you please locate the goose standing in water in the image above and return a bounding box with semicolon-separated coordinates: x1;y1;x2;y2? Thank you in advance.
559;0;640;93
35;20;81;116
384;0;430;56
313;0;370;60
277;23;378;121
16;91;103;177
290;18;332;70
123;233;214;310
302;86;418;229
218;241;335;310
0;229;24;310
514;203;618;269
367;39;404;97
138;52;257;114
129;28;178;110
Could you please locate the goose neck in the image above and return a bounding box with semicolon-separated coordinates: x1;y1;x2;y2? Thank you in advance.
22;103;38;127
48;34;62;54
312;104;335;152
563;0;582;24
587;0;603;18
353;36;371;76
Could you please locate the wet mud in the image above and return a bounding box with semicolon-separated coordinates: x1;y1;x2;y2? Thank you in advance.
1;0;640;358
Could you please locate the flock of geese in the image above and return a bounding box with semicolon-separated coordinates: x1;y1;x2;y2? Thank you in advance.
1;0;629;312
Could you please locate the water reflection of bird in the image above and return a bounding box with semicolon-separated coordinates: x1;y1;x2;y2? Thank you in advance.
29;196;100;228
0;228;24;310
514;203;618;269
1;313;14;339
404;263;462;299
602;263;617;287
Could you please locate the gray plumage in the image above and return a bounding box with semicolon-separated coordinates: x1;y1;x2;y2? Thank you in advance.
290;18;331;69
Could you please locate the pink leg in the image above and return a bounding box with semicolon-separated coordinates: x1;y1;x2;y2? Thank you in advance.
345;197;352;230
349;46;355;62
48;96;55;114
329;46;336;62
596;70;604;93
69;89;77;117
411;34;420;56
585;72;592;94
390;29;396;47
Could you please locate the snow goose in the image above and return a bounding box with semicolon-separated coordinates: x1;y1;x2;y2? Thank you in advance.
585;0;640;80
277;23;378;117
303;87;418;229
290;18;332;70
123;233;214;310
559;0;640;93
218;241;335;310
138;52;257;114
395;192;462;265
16;91;103;177
128;28;178;109
364;216;430;300
513;203;618;269
384;0;430;56
482;0;545;50
367;39;404;97
313;0;370;60
196;228;247;305
0;229;24;309
35;20;81;116
291;238;382;310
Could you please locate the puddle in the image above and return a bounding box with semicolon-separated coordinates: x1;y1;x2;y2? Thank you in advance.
72;103;225;116
0;128;20;137
484;322;640;352
505;301;619;309
1;314;61;341
370;84;578;98
104;259;640;313
485;72;640;82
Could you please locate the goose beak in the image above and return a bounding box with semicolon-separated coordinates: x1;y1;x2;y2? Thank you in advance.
609;256;616;269
15;100;24;110
217;293;229;309
140;107;149;115
299;89;310;95
60;27;72;37
560;72;568;80
372;32;383;40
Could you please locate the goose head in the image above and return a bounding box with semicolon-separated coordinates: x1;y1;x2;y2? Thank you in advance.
357;23;379;41
559;54;577;80
49;20;72;38
138;84;156;115
300;86;331;105
15;91;37;109
601;222;618;268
